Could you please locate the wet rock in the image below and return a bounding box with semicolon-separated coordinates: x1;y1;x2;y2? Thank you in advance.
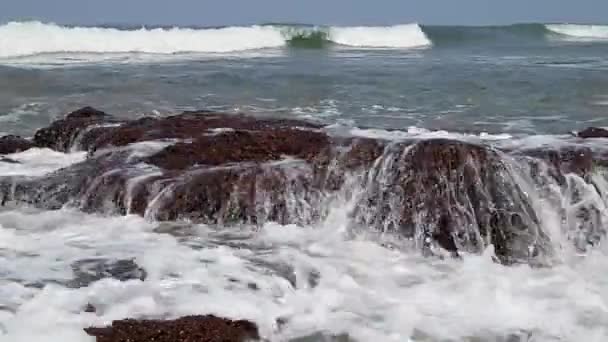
150;163;326;225
84;315;260;342
88;112;324;152
84;303;97;313
33;106;118;152
68;258;146;288
0;157;20;164
578;127;608;139
522;147;594;179
145;129;330;170
6;107;602;264
355;139;549;264
0;135;33;155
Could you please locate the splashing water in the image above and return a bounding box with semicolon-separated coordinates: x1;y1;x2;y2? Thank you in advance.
1;131;608;341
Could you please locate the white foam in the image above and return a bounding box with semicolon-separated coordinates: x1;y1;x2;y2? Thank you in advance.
0;21;286;57
546;24;608;40
330;24;431;48
0;148;86;177
1;207;608;341
345;126;513;142
0;22;431;60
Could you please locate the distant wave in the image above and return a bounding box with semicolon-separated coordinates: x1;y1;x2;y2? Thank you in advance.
2;21;607;59
545;24;608;39
0;21;431;58
421;24;550;46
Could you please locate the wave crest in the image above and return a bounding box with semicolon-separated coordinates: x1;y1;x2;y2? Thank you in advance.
546;24;608;39
0;21;430;58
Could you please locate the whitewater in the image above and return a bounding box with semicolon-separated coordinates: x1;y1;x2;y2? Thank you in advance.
546;24;608;39
2;132;608;341
0;21;431;58
2;15;608;342
2;21;608;60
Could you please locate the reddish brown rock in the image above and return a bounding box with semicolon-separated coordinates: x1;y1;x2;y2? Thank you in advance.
0;135;33;155
355;139;548;264
145;129;330;170
5;106;598;264
578;127;608;139
88;112;324;152
84;315;260;342
150;164;325;225
33;106;118;152
521;147;594;183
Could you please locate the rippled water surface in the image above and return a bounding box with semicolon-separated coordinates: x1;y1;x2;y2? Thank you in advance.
2;21;608;342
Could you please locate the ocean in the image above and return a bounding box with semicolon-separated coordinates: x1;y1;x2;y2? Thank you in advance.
1;21;608;341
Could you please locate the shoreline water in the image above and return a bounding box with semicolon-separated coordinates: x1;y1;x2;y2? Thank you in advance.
1;106;608;341
1;16;608;341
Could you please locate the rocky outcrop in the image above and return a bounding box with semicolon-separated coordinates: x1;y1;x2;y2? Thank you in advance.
0;135;33;155
354;139;549;263
578;127;608;139
84;315;259;342
33;106;119;152
2;107;608;264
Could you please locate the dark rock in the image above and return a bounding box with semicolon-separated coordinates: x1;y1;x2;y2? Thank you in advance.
84;303;97;313
355;139;549;264
578;127;608;139
0;135;33;155
6;107;601;264
84;315;260;342
150;164;325;225
0;157;20;164
520;146;595;182
33;106;118;152
65;106;110;120
88;112;323;152
68;258;146;288
145;129;330;170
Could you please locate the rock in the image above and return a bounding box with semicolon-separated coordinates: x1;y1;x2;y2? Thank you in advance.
520;146;595;182
33;106;118;152
88;112;324;152
68;258;147;288
578;127;608;139
84;303;97;313
6;107;605;264
145;128;330;170
84;315;260;342
0;135;33;155
0;157;20;164
6;110;336;226
354;139;549;264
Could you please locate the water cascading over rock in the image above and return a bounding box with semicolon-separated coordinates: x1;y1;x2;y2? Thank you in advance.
1;107;607;265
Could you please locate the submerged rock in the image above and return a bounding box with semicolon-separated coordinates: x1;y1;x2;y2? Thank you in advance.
84;315;259;342
0;157;20;164
0;135;33;155
68;258;147;288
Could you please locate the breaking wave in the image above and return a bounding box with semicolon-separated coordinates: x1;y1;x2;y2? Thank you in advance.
0;21;431;58
2;21;607;60
545;24;608;39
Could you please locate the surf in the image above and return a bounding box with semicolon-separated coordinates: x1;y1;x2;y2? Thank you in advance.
545;24;608;40
0;21;431;58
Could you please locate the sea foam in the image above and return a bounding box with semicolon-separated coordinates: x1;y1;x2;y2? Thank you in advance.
0;21;431;58
546;24;608;39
